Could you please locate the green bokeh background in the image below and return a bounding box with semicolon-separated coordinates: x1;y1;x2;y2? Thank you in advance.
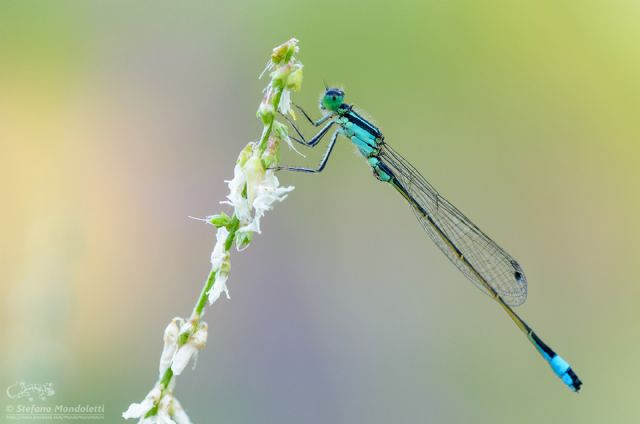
2;1;639;422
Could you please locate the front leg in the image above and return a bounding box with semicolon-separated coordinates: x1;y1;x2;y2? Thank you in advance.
280;116;336;147
275;130;340;173
280;112;335;147
295;104;333;127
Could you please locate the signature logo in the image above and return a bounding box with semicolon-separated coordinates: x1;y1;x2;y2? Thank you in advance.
6;382;55;402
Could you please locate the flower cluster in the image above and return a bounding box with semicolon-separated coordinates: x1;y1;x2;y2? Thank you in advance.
257;38;304;154
122;382;190;424
258;38;303;120
123;38;303;423
206;38;303;304
123;318;207;424
206;132;295;306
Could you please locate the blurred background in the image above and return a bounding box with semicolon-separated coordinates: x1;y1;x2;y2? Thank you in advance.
1;1;639;422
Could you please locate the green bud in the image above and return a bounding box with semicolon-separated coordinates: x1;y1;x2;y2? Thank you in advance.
261;134;280;169
235;231;253;250
270;62;293;86
208;212;231;228
219;255;231;274
256;101;275;125
271;38;299;65
178;331;190;346
237;142;254;166
286;65;303;92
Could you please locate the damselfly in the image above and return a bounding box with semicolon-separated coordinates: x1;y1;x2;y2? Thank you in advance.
277;87;582;392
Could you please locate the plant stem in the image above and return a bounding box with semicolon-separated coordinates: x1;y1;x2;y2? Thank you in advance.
125;38;301;422
259;81;284;152
193;269;217;320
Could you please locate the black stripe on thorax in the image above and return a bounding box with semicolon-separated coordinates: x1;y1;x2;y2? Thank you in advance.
342;106;382;138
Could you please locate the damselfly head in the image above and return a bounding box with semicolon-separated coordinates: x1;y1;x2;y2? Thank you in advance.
321;87;345;112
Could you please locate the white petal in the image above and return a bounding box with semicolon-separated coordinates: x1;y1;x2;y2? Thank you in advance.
157;414;176;424
207;271;229;304
157;395;177;424
244;155;265;205
122;385;162;420
210;227;229;270
171;345;197;376
237;218;261;235
170;398;192;424
122;402;149;420
191;322;208;349
222;164;251;225
170;323;207;375
159;318;182;375
237;171;293;235
279;88;292;116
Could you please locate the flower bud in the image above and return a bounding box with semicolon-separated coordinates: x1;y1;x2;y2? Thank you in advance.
236;142;254;167
270;62;293;86
159;318;183;375
208;212;231;228
256;100;275;125
235;231;253;251
244;155;265;205
286;65;303;92
261;134;281;170
172;323;208;375
271;38;299;65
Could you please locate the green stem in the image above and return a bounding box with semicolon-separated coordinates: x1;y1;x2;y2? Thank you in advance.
258;81;284;152
160;367;174;389
146;368;174;417
193;269;217;319
224;216;241;251
191;215;240;319
133;39;299;421
146;215;241;418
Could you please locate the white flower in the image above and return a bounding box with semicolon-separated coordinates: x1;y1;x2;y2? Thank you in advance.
122;384;162;421
169;397;192;424
155;394;192;424
210;227;229;271
156;395;175;424
208;227;231;304
123;379;192;424
208;271;229;304
159;318;183;375
125;38;302;424
220;145;294;238
238;170;294;235
244;155;265;205
171;322;208;376
222;164;251;225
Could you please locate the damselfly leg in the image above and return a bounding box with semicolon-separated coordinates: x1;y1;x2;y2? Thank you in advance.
275;130;340;173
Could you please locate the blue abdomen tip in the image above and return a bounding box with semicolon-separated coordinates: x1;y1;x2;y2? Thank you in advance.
550;355;582;392
550;355;570;376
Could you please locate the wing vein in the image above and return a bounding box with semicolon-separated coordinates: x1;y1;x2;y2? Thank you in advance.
378;143;528;306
